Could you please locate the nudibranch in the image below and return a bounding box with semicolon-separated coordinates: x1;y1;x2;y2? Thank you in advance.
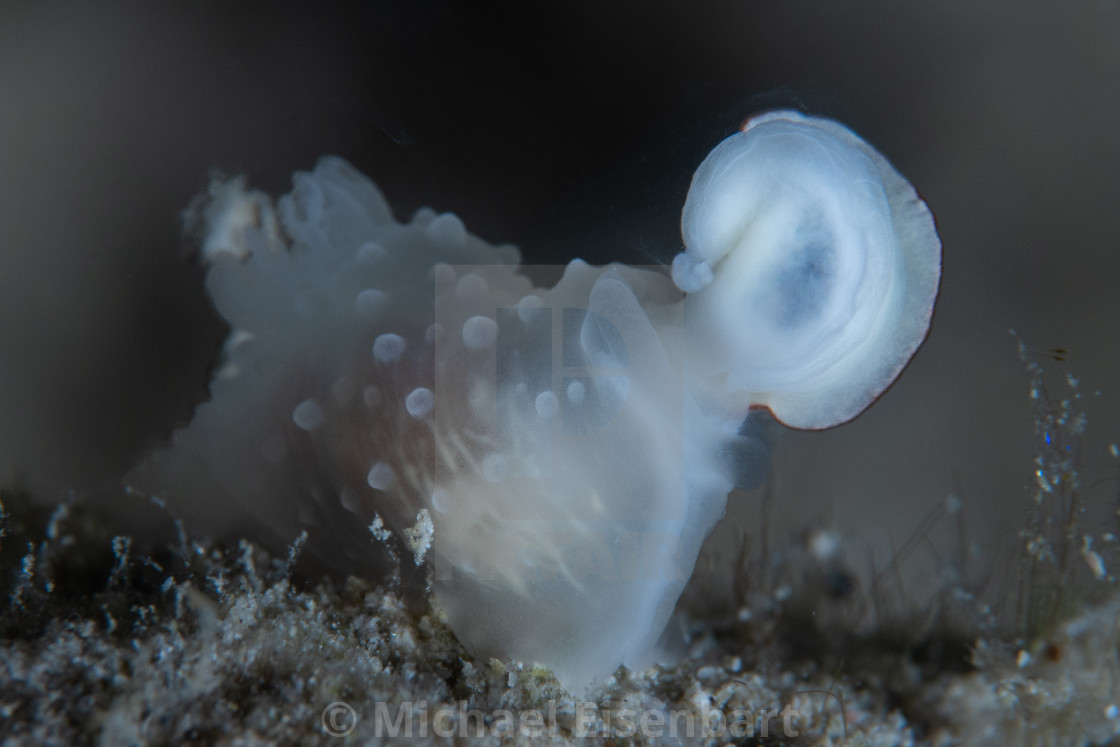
131;109;939;694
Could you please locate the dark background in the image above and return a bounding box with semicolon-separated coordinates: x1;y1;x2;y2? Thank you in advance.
2;1;1118;581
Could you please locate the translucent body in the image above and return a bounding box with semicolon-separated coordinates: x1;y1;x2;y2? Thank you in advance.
133;111;939;692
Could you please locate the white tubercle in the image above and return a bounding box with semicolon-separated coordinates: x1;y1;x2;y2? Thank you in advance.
461;315;498;350
405;387;434;418
291;399;325;431
366;461;395;491
372;333;406;364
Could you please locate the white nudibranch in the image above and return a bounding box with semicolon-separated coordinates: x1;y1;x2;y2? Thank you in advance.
130;111;939;695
